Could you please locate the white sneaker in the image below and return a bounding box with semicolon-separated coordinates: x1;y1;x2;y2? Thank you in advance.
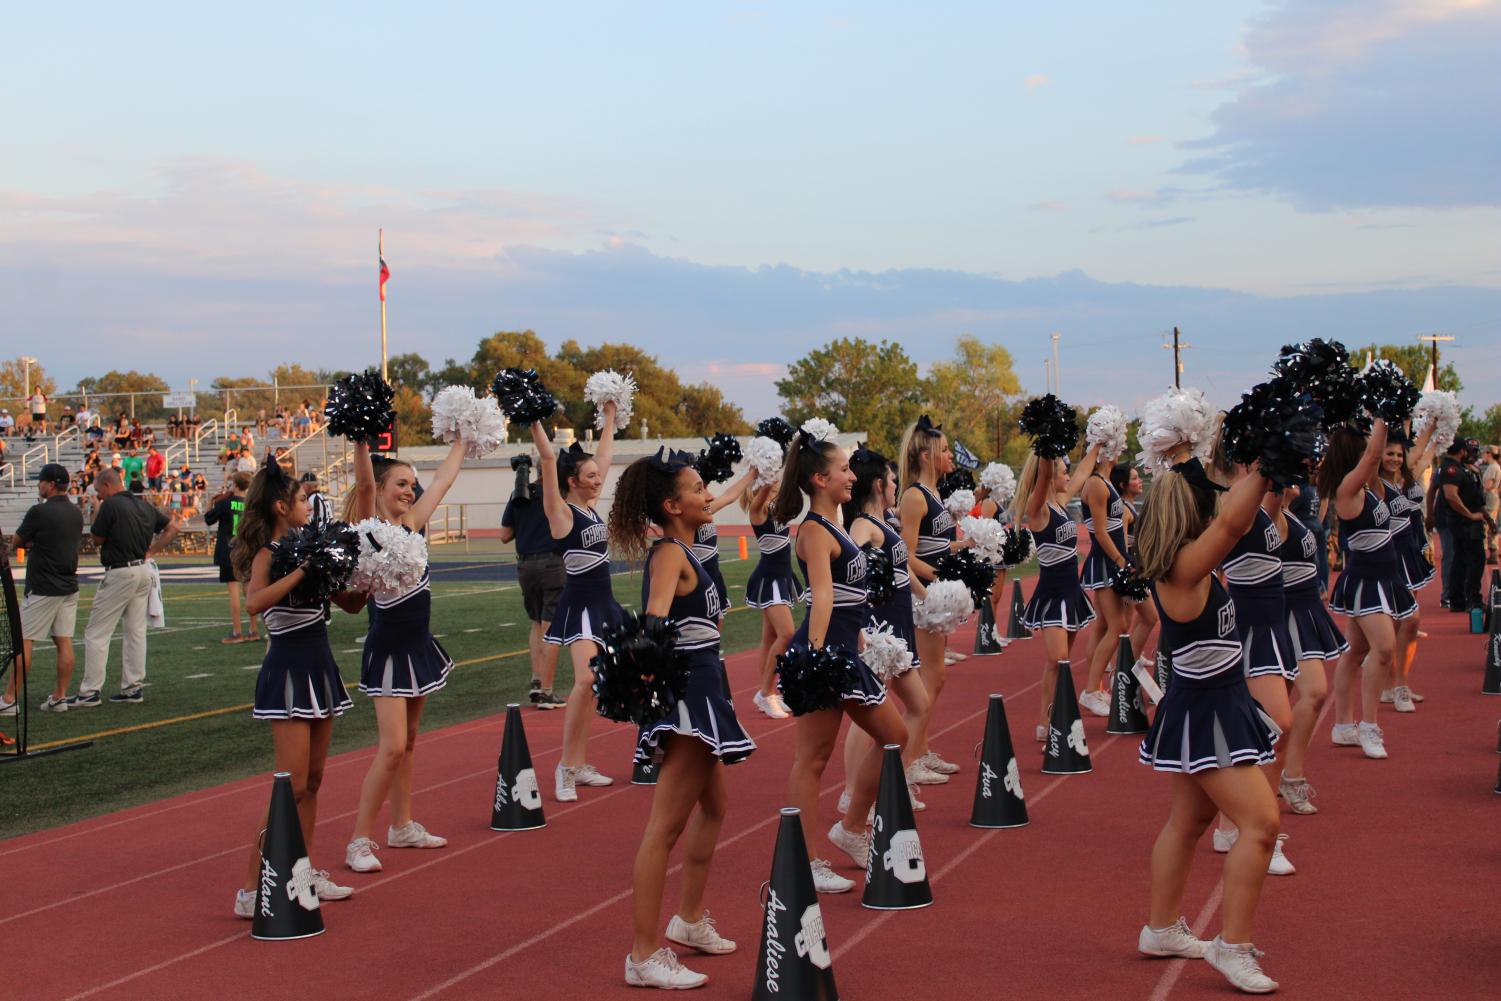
1138;917;1207;958
38;695;68;713
665;911;736;955
556;764;579;802
1267;835;1295;876
1035;724;1046;742
1205;936;1278;994
828;821;870;870
1277;775;1318;815
919;751;960;775
233;888;255;919
908;783;927;812
313;869;354;900
624;947;708;990
753;690;790;719
0;698;15;717
575;763;615;787
1330;722;1361;747
1408;689;1425;703
1393;686;1416;713
906;760;949;786
810;858;854;894
1358;722;1388;759
345;837;383;873
1212;827;1237;854
388;820;447;848
1379;688;1394;704
1079;690;1109;717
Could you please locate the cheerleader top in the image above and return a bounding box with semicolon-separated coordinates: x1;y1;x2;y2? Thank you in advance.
1150;576;1244;690
1277;513;1321;595
1034;503;1079;580
796;512;869;610
261;542;326;636
642;538;720;651
855;512;911;591
1082;475;1125;540
1382;481;1415;544
911;483;955;562
560;503;611;582
751;517;793;567
1221;508;1284;597
1404;481;1426;537
1338;489;1397;571
692;521;721;574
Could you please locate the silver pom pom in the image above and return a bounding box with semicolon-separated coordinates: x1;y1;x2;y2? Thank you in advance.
430;385;507;458
944;488;976;520
350;518;429;599
1085;405;1129;460
744;435;785;490
584;370;636;431
911;580;975;635
860;621;915;681
800;417;839;443
959;516;1008;566
1136;387;1216;472
978;462;1016;505
1413;390;1460;447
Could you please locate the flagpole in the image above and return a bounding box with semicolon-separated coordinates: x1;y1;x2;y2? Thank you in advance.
379;229;389;381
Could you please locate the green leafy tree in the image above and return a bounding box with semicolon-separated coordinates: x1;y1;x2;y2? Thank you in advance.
551;340;749;438
776;338;924;453
70;370;170;420
1460;403;1501;446
1;357;57;406
923;335;1022;461
386;352;433;396
675;383;750;437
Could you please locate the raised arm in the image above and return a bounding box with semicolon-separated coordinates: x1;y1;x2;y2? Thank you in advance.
592;401;618;473
351;442;376;521
708;466;756;515
1061;443;1102;501
530;420;574;539
747;483;776;524
1334;419;1387;518
1022;457;1053;530
407;438;466;531
1168;470;1271;585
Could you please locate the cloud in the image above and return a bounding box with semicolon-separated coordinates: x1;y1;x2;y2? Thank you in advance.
1029;200;1068;212
1124;216;1195;231
1190;68;1259;91
1127;136;1167;146
1105;188;1165;204
1180;0;1501;209
1023;74;1050;90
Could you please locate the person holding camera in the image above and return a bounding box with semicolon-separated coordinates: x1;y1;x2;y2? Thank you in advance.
1438;437;1490;613
499;453;565;709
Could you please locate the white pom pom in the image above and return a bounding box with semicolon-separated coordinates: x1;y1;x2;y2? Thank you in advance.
960;516;1008;565
1136;388;1216;472
1413;390;1461;447
430;385;477;442
800;417;839;443
978;462;1016;504
1085;405;1129;460
944;488;976;520
350;518;429;599
860;620;915;681
745;436;785;490
584;370;636;431
911;580;974;635
430;386;509;458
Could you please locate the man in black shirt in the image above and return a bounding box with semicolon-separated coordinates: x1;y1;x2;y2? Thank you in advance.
72;468;179;706
300;471;332;532
1437;438;1490;613
500;468;565;709
204;472;257;643
1;464;83;715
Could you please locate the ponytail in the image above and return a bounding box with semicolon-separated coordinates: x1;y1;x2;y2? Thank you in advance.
845;444;891;529
773;435;836;525
232;463;300;582
608;449;695;563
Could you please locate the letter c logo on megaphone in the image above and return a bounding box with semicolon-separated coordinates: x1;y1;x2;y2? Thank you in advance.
511;767;541;810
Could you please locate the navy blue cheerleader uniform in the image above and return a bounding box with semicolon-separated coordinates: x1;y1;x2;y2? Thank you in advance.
253;543;353;720
544;503;626;646
636;539;756;765
1329;489;1418;620
1279;513;1348;661
1384;480;1435;590
1222;508;1298;681
1139;577;1280;774
910;482;958;632
1022;504;1095;631
856;512;919;671
744;517;804;608
692;522;731;613
785;512;887;709
359;532;454;697
1079;474;1127;591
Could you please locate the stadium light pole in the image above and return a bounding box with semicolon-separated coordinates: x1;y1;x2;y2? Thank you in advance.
20;356;37;400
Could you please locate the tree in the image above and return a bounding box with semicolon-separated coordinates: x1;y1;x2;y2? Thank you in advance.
392;385;435;447
386;352;433;397
551;340;748;438
1460;403;1501;446
923;335;1022;461
675;383;751;437
776;338;924;453
1353;343;1461;392
0;357;57;405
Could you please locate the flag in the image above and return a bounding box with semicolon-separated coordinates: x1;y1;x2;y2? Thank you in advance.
952;440;980;470
379;230;390;302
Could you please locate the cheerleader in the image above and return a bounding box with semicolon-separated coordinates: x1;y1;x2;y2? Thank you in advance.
232;457;363;917
776;427;908;893
1012;443;1102;740
1079;449;1131;715
840;445;931;811
1274;486;1343;815
344;439;466;873
1111;463;1159;674
1135;455;1281;994
610;449;755;990
743;482;802;719
975;469;1014;650
529;410;627;802
1322;419;1414;759
1379;423;1441;711
692;467;755;622
897;415;969;781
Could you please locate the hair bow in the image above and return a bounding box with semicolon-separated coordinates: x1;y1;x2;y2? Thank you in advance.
1171;457;1227;494
850;442;887;466
648;446;697;473
915;414;943;437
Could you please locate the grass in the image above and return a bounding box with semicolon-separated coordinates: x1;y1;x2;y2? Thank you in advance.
0;548;771;839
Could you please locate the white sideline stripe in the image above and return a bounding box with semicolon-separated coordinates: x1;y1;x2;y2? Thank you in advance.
184;673;212;680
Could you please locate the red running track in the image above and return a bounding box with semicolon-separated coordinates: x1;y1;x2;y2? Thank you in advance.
4;587;1498;1001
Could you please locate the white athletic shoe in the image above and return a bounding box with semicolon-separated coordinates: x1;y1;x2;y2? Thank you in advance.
575;763;615;787
1379;688;1394;704
1393;686;1416;713
556;764;579;802
810;858;854;894
313;870;354;900
753;690;790;719
1079;690;1110;718
1212;827;1237;854
38;695;68;713
0;698;15;717
388;820;447;849
666;911;737;955
1138;917;1207;959
1267;835;1295;876
1277;775;1318;815
624;947;708;990
345;837;383;873
1035;724;1047;742
906;760;949;786
1330;722;1361;747
828;821;870;870
1408;689;1425;703
1358;722;1388;760
919;751;960;776
908;784;927;812
1205;936;1278;994
233;888;255;919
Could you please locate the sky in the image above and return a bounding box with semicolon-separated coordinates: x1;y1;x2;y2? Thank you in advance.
3;0;1497;418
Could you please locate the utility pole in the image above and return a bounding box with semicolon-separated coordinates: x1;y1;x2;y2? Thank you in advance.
1417;333;1454;384
1050;333;1062;398
1043;357;1052;394
1161;327;1191;388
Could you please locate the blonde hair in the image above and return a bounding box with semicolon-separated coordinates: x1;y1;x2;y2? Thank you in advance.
342;457;414;522
898;423;944;490
1132;470;1211;581
1009;454;1042;522
1207;412;1233;486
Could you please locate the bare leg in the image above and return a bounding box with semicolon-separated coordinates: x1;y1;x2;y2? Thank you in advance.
351;697;410;842
1332;625;1370;726
787;709;844;850
910;626;946;757
1394;605;1420;686
842;699;908;830
1283;660;1327;780
1353;613;1397;725
630;735;717;962
227;581;244;635
1147;773;1218;929
1037;626;1076;727
1219;675;1292;833
1196;766;1279;944
53;637;75;702
390;696;427;827
244;720;318;891
1130;598;1159;663
528;620;546;684
676;759;729;924
560;640;600;768
1085;589;1127;692
759;605;795;697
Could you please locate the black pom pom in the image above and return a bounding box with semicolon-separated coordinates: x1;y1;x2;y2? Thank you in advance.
862;543;896;607
999;526;1033;567
694;432;744;485
1019;394;1080;459
935;548;996;608
1221;377;1325;490
269;521;361;603
491;367;560;425
1272;339;1360;431
590;613;688;726
775;643;864;716
756;417;795;449
323;371;395;445
1107;560;1151;602
936;468;976;498
1358;360;1421;435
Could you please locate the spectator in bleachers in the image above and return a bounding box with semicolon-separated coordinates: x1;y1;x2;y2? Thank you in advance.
60;406;75;428
0;407;15;436
145;444;166;491
111;416;131;450
29;389;49;434
120;449;145;490
235;448;257;474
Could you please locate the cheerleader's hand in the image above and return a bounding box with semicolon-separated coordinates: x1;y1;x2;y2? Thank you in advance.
601;399;618;421
953;536;975;550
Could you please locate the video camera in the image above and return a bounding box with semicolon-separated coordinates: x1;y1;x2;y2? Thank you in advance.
510;454;534;502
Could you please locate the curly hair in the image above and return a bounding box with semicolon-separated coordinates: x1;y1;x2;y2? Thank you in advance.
608;457;690;563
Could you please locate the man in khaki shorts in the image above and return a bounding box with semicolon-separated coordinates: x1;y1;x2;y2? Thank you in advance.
2;464;83;715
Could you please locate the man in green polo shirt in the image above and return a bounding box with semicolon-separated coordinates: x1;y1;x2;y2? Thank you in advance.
204;472;258;643
120;449;146;489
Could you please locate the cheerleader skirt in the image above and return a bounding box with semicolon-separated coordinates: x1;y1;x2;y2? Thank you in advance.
544;577;627;646
1138;675;1281;775
1329;561;1418;620
359;592;454;698
1078;529;1126;591
1022;571;1096;632
254;626;353;720
867;588;921;674
1228;588;1298;681
1284;587;1349;661
637;649;757;765
745;558;805;609
784;610;889;711
1397;538;1436;591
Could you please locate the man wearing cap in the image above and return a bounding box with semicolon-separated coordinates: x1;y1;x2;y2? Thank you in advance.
0;464;82;716
1437;438;1490;613
300;471;331;532
0;408;14;436
70;467;179;706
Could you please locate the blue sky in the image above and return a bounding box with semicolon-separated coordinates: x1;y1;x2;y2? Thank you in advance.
3;1;1497;417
